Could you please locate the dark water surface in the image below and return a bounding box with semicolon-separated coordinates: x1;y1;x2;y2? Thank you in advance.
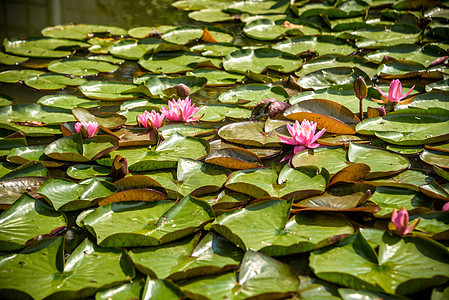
0;0;188;41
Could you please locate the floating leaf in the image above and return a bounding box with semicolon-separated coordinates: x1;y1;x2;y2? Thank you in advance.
204;147;262;170
218;84;288;107
274;35;356;56
213;199;353;256
67;164;111;180
179;250;300;299
38;178;117;211
41;24;127;40
109;38;163;60
0;103;74;125
0;237;135;299
0;193;66;251
3;37;89;58
24;73;86;90
130;232;243;280
139;50;215;74
296;67;371;90
79;81;143;100
7;145;63;167
310;232;449;295
82;195;214;247
223;48;303;74
420;149;449;169
37;95;99;109
218;121;282;147
0;69;45;83
47;58;118;76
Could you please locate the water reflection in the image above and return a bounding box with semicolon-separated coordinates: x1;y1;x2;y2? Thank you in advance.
0;0;188;41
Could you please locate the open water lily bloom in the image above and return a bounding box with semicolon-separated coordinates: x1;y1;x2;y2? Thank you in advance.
373;79;415;105
391;207;419;236
74;121;99;138
137;110;166;129
278;120;326;153
160;97;202;123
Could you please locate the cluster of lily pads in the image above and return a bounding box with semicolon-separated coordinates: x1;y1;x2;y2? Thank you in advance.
0;0;449;299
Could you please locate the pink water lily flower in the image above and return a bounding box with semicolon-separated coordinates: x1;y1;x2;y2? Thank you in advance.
137;110;166;129
160;97;202;123
373;79;415;104
74;121;99;138
278;120;326;154
391;207;419;236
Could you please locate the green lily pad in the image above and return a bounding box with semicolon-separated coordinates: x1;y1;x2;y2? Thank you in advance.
38;178;117;211
67;164;111;180
95;279;145;300
296;55;378;78
364;44;447;67
3;37;89;58
398;90;449;111
356;108;449;145
162;26;204;45
82;195;214;247
109;38;164;60
411;211;449;238
127;25;176;38
144;158;230;198
292;146;349;175
309;232;449;295
366;169;435;191
188;8;234;23
218;120;282;147
190;43;241;57
274;35;356;56
7;145;63;167
223;48;303;74
79;81;143;100
47;58;118;76
0;237;135;299
0;136;27;156
370;186;432;217
243;18;292;41
24;73;86;90
159;123;216;139
37;95;99;109
44;132;119;162
376;59;427;77
218;84;288;107
129;232;243;280
197;104;251;122
0;94;13;106
138;76;207;99
420;149;449;168
187;68;246;86
204;147;263;170
0;193;66;251
138;50;214;74
348;143;410;179
41;24;127;40
87;37;118;54
212;199;353;256
179;250;300;299
97;133;210;171
296;67;371;90
0;103;74;125
226;165;327;200
0;161;49;181
0;51;29;65
0;69;46;83
226;0;289;14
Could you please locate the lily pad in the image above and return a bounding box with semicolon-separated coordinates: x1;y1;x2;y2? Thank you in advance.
0;193;66;251
138;50;215;74
420;149;449;169
212;199;354;256
82;195;214;247
187;68;246;86
0;51;29;65
129;232;243;280
296;67;371;90
7;145;63;167
197;104;252;122
79;81;143;100
274;35;356;56
109;38;164;60
223;48;303;74
218;84;288;107
3;37;90;58
0;237;135;299
72;107;127;130
41;24;127;40
309;232;449;295
24;73;86;90
0;103;74;125
38;178;117;211
37;95;100;109
292;146;349;175
218;121;282;147
0;69;46;83
179;250;300;299
356;108;449;145
138;76;207;99
67;164;111;180
47;58;118;76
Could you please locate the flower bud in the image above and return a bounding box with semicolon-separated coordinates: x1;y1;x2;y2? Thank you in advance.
353;76;368;100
